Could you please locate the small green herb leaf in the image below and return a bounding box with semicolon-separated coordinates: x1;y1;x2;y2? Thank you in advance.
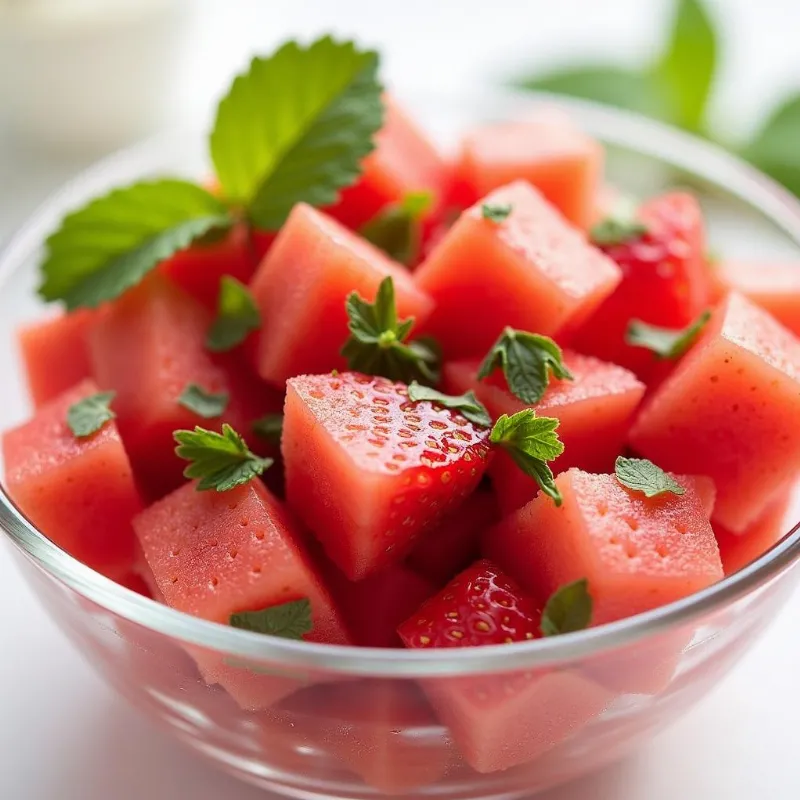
590;217;648;247
744;94;800;197
482;203;512;222
252;414;283;445
174;424;273;492
67;391;116;438
341;276;440;385
210;36;384;230
407;382;492;428
360;191;433;266
615;456;685;498
540;579;593;637
206;276;261;353
626;309;711;360
478;327;573;405
177;384;229;419
490;410;564;505
229;598;312;640
38;180;233;310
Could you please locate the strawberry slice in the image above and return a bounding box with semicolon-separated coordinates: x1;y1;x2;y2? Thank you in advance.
282;372;492;580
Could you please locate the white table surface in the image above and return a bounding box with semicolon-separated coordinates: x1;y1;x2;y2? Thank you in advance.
2;1;800;797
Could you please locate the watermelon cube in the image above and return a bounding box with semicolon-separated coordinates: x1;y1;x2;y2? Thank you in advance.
444;352;645;513
282;372;492;580
709;260;800;337
2;379;142;579
89;275;276;498
133;480;351;709
629;292;800;532
454;111;604;229
413;181;621;359
326;95;450;231
486;469;723;625
18;309;99;408
250;204;434;385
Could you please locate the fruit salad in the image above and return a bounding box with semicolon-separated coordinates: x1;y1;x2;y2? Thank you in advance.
4;35;800;779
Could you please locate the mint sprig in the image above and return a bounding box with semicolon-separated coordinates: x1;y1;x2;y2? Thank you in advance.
229;598;312;640
360;191;432;266
206;276;261;353
252;414;284;445
490;410;564;505
210;37;383;230
615;456;685;498
407;382;492;428
478;327;573;405
482;203;512;223
67;391;116;438
540;579;593;637
174;424;273;492
626;309;711;360
590;217;648;247
341;276;440;385
177;384;229;419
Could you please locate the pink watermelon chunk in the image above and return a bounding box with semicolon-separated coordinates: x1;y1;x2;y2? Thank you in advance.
2;379;142;579
629;292;800;532
454;111;604;229
486;469;723;625
133;480;352;709
444;352;645;513
249;203;434;385
413;181;622;359
18;309;99;408
89;275;275;499
282;372;492;580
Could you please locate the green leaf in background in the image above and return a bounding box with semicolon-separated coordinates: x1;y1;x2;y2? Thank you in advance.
360;191;433;265
744;94;800;197
206;276;262;353
229;599;312;640
67;391;116;438
38;180;233;310
210;36;384;230
540;579;593;637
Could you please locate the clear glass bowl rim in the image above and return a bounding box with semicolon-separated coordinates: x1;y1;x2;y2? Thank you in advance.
2;88;800;678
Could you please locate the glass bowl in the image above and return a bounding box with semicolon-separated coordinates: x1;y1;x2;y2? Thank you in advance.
2;89;800;800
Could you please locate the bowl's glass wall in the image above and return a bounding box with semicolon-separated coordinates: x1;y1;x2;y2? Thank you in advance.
3;92;800;799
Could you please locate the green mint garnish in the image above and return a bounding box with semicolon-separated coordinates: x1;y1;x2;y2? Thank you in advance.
615;456;685;498
252;414;284;445
360;191;433;266
490;410;564;505
177;384;229;419
478;327;573;405
540;579;593;637
341;276;440;385
626;309;712;360
407;382;492;428
174;423;273;492
229;598;312;640
482;203;513;223
67;391;116;438
590;216;648;247
206;276;261;353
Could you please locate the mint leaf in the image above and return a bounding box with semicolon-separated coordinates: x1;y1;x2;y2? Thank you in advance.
174;423;273;492
229;598;312;640
626;309;711;360
210;36;383;230
38;180;232;310
615;456;685;498
541;579;592;637
744;94;800;197
482;203;512;222
177;384;229;419
206;276;261;353
341;276;440;385
360;191;433;266
407;382;492;428
67;391;116;438
252;413;283;445
490;410;564;505
590;217;648;247
657;0;718;133
478;327;573;405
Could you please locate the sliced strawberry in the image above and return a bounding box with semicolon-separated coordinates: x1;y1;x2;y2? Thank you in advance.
282;372;492;580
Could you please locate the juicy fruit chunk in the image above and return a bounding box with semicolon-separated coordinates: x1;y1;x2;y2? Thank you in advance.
709;260;800;337
454;112;603;228
18;309;98;408
573;193;710;378
89;275;273;498
160;223;258;310
327;96;449;231
398;560;609;773
629;292;800;532
2;379;142;579
444;353;645;513
414;181;621;359
282;372;491;580
250;203;434;385
486;469;723;625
